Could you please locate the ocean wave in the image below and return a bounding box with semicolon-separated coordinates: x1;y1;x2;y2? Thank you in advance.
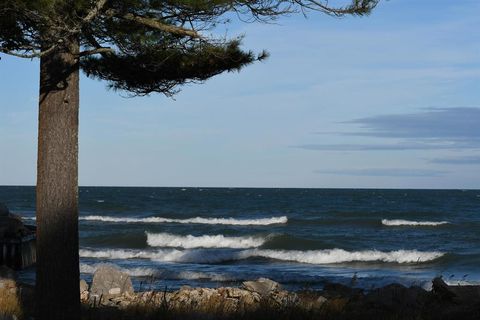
80;248;444;265
146;232;266;249
80;263;234;281
251;249;444;264
382;219;449;226
79;215;288;225
80;263;157;277
80;248;185;261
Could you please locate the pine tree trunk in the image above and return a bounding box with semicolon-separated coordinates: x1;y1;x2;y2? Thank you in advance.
36;37;81;320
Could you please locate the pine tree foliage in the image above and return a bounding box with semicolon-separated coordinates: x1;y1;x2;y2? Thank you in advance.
0;0;379;95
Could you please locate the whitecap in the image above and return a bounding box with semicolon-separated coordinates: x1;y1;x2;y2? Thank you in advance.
80;263;234;281
146;232;266;249
250;249;444;264
382;219;449;226
79;215;288;225
79;248;185;261
80;248;444;265
80;263;157;277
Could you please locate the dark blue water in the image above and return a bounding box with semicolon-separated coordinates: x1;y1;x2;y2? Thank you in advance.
2;186;480;291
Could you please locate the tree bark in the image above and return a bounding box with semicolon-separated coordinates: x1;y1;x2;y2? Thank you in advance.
36;36;80;320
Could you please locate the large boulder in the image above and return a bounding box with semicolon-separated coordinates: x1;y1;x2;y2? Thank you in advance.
432;277;480;304
80;279;90;302
90;265;134;298
0;266;21;319
80;279;89;293
432;277;456;301
242;278;281;297
322;282;363;299
364;284;428;310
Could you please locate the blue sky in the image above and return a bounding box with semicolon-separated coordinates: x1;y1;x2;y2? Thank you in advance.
1;0;479;188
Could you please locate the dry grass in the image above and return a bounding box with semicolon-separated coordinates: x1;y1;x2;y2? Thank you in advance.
0;280;23;319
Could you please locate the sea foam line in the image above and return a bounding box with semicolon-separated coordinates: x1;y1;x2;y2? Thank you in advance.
146;232;266;249
382;219;449;226
80;263;157;277
252;249;444;264
80;263;233;281
79;248;444;265
79;215;288;225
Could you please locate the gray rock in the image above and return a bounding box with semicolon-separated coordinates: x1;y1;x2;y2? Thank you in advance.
316;296;328;306
80;279;89;293
432;277;456;301
432;277;480;303
365;284;428;310
90;265;134;298
0;203;9;216
242;278;281;297
323;282;363;298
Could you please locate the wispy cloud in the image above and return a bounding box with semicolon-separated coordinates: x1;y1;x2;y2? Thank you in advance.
297;107;480;152
428;155;480;165
315;168;448;177
297;142;466;151
345;107;480;140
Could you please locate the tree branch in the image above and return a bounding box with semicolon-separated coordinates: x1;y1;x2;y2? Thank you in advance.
119;12;201;38
0;44;57;59
83;0;109;23
295;0;379;16
79;47;112;56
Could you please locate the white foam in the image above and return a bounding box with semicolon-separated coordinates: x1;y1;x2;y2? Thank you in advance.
169;271;233;282
146;232;266;249
250;249;444;264
79;215;288;225
80;263;233;281
80;263;157;277
80;248;444;265
382;219;449;226
445;280;480;286
79;248;186;261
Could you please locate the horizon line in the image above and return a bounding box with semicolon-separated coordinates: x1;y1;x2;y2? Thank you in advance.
1;184;479;191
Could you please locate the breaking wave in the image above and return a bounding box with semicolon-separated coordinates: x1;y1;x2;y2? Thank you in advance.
251;249;444;264
80;263;233;281
146;232;267;249
79;215;288;225
80;263;157;277
80;248;444;265
382;219;449;226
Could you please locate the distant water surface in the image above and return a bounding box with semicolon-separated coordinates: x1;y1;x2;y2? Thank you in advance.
2;186;480;290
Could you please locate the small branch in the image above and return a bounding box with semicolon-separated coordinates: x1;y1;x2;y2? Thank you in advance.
0;44;57;59
68;0;109;35
79;47;112;56
119;12;200;38
0;48;39;59
83;31;113;58
295;0;379;16
83;0;109;23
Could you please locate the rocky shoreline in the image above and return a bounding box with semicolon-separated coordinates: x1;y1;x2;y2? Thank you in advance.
79;265;480;319
1;264;480;319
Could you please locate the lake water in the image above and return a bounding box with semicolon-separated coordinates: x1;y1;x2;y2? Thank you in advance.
2;186;480;291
